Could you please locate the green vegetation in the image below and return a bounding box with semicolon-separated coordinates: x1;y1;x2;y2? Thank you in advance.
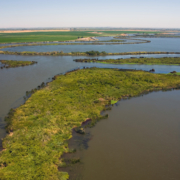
74;57;180;65
84;51;107;56
99;39;125;42
0;60;37;68
113;37;151;43
1;68;180;179
0;31;102;44
111;100;118;104
134;34;180;38
96;31;161;36
174;72;180;75
168;72;180;75
0;50;180;56
0;38;150;52
0;31;161;44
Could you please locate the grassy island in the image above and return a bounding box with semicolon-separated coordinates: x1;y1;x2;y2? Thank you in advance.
0;60;37;69
0;50;180;56
1;68;180;179
134;34;180;38
74;57;180;65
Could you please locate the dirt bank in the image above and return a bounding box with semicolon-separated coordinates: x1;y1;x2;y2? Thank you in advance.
76;37;98;41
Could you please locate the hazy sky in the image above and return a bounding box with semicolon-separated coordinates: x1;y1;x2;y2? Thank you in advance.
1;0;180;28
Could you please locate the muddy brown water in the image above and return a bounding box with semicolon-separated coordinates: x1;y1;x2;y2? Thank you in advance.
65;90;180;180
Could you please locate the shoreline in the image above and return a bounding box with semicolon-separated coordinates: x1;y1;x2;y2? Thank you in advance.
60;87;180;179
76;37;98;41
1;68;180;179
73;57;180;66
1;33;180;179
0;60;37;69
0;50;180;56
0;38;150;47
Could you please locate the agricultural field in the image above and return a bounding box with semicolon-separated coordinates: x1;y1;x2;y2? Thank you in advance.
0;31;101;43
0;30;162;44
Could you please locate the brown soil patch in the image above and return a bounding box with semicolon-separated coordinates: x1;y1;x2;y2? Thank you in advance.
76;37;98;41
9;132;13;136
161;33;176;35
90;32;102;34
120;33;128;36
98;98;106;101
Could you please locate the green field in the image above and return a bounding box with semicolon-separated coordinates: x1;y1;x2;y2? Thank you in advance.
0;31;161;44
74;57;180;65
0;31;101;43
1;68;180;180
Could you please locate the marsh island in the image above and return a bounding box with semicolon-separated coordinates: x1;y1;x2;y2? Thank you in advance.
1;68;180;179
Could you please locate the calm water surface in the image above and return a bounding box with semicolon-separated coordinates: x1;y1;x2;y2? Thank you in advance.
68;91;180;180
0;38;180;179
1;53;180;143
2;37;180;53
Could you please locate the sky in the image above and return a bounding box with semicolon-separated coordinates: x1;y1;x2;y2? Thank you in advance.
1;0;180;29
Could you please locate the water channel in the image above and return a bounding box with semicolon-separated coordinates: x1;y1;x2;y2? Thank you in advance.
1;37;180;53
70;90;180;180
0;36;180;179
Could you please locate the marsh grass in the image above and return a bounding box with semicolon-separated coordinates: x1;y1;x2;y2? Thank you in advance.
0;38;150;53
74;57;180;65
0;49;180;57
0;60;37;68
1;68;180;179
111;100;118;104
168;72;180;75
134;34;180;38
96;31;161;36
